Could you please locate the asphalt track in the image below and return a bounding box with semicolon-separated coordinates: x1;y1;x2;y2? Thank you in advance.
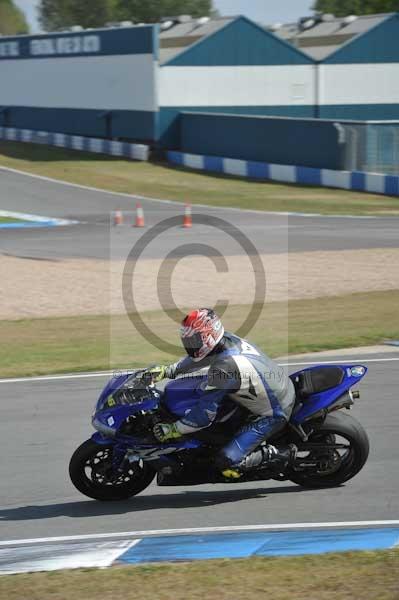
1;168;398;544
1;168;399;260
1;351;398;543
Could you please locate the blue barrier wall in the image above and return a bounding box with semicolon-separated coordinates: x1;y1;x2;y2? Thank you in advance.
161;104;399;153
168;150;399;196
159;105;316;149
179;113;345;170
0;126;149;161
0;107;156;142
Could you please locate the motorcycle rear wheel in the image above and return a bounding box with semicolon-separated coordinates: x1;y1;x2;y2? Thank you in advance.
69;439;155;501
288;412;369;489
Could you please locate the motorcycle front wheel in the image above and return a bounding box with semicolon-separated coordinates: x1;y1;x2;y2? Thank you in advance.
288;412;369;489
69;439;155;501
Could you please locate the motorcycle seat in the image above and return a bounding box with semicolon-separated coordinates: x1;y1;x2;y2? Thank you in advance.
290;366;345;401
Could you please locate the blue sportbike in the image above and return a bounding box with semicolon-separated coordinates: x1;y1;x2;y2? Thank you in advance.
69;364;370;500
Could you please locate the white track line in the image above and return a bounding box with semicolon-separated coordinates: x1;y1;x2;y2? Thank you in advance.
281;357;399;366
0;166;178;206
1;521;399;547
112;538;141;563
0;209;75;225
0;355;397;385
0;371;114;384
0;164;392;220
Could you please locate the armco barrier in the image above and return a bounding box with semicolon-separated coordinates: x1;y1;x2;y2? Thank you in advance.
0;127;149;161
167;150;399;197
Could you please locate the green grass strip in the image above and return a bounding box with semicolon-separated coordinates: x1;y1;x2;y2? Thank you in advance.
0;216;24;223
0;290;398;378
0;550;398;600
0;141;398;215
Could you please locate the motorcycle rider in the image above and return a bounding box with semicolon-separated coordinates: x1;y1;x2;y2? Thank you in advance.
149;308;297;479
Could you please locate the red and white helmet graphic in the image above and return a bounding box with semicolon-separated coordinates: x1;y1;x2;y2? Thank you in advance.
180;308;224;362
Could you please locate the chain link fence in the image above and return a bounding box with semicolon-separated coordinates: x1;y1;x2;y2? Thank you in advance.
340;121;399;175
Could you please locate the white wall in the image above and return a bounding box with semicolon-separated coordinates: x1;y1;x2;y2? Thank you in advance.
319;63;399;105
160;65;316;107
0;54;157;111
160;63;399;111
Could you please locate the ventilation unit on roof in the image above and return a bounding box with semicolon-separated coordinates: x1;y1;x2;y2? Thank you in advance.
269;22;282;32
300;18;316;30
57;26;82;32
341;14;358;26
176;14;192;23
321;13;335;21
196;16;210;26
105;20;134;28
160;20;174;30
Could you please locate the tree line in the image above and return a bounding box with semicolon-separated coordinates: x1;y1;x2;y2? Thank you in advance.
313;0;399;17
1;0;397;36
39;0;213;31
0;0;28;35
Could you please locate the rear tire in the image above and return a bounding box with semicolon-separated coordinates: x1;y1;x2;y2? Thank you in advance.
288;412;369;489
69;439;155;501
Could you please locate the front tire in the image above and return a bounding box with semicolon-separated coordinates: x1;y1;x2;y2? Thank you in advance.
69;439;155;501
289;412;369;489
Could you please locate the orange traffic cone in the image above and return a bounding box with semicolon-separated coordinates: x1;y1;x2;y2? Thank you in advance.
113;209;124;226
134;202;145;227
183;203;192;228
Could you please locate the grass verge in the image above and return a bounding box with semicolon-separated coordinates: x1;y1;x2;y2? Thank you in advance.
0;290;398;378
0;141;398;215
0;217;24;223
0;550;398;600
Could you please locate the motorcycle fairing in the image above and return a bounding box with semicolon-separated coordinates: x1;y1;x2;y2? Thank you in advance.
91;364;366;454
162;375;209;418
93;397;160;434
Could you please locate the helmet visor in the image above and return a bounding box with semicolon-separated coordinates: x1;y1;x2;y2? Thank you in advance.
182;332;203;358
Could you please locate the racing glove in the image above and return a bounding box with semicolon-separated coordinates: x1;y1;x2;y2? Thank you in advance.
153;422;182;442
146;365;169;383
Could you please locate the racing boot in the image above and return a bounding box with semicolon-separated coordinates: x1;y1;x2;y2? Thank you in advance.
222;444;297;480
245;443;297;473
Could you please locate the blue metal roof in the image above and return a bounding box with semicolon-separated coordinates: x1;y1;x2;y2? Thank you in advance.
163;16;314;67
324;13;399;63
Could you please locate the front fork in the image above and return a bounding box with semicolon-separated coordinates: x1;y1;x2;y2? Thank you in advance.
91;433;127;474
